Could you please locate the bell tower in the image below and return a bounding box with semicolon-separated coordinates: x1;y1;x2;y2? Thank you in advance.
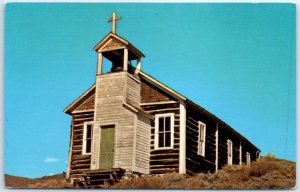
94;12;144;75
90;12;147;171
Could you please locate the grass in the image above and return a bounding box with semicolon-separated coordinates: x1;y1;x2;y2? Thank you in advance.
5;173;73;189
5;154;296;189
113;155;296;189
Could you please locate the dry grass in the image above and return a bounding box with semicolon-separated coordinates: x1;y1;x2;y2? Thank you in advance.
5;173;73;189
114;155;296;189
5;154;295;189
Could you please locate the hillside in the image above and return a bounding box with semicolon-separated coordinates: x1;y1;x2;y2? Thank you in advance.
114;155;296;189
5;155;296;189
5;173;72;188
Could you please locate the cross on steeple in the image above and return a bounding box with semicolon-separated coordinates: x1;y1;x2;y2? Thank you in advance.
107;12;122;34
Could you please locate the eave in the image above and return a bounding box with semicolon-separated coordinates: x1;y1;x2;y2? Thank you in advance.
186;99;261;152
64;84;96;115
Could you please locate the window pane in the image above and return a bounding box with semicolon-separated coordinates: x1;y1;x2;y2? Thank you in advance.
165;117;171;131
228;142;232;156
158;133;164;147
199;132;201;141
87;125;92;139
159;118;164;132
199;127;203;141
199;142;203;154
203;125;206;139
165;132;171;147
86;140;92;153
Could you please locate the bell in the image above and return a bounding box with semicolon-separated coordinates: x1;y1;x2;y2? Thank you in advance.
111;61;123;72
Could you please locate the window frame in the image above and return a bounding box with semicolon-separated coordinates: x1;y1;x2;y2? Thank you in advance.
82;121;94;155
227;139;233;165
239;144;242;165
246;152;251;165
197;121;206;157
154;113;175;150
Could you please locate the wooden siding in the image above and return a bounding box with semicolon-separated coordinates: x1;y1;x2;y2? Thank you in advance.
126;74;141;108
141;79;176;103
185;106;216;174
69;111;94;179
101;39;123;51
135;114;151;174
141;102;180;174
93;72;137;171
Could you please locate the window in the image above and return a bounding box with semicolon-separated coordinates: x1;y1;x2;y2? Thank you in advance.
197;121;206;156
246;152;251;165
239;144;242;165
155;113;174;149
227;139;233;165
82;122;94;155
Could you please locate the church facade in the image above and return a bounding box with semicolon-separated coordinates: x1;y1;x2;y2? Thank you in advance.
64;13;260;185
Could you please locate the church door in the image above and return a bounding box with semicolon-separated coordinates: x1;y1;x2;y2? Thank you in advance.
99;125;115;169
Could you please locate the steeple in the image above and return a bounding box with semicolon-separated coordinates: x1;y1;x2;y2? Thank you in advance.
107;12;122;34
94;12;145;75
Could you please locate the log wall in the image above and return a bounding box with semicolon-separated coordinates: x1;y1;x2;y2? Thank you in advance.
217;124;259;169
240;139;259;163
217;125;238;169
140;78;181;174
141;102;180;174
185;105;216;174
69;111;94;179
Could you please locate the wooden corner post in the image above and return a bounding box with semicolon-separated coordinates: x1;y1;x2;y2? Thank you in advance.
123;48;128;71
179;101;186;174
97;53;103;75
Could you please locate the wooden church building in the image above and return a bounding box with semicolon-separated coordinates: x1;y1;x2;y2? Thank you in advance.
64;12;260;186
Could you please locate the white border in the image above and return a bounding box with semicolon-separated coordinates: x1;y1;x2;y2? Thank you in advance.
2;0;300;2
1;1;298;191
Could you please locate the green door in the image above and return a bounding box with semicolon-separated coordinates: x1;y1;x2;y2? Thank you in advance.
99;125;115;169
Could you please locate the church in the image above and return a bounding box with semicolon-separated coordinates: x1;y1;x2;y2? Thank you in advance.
64;12;260;187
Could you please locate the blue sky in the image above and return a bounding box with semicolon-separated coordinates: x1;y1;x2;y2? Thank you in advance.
4;3;295;178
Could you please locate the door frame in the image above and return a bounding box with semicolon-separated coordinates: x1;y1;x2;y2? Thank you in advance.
97;124;116;169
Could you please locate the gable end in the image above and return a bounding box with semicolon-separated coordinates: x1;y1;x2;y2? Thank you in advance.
100;39;125;52
74;94;95;113
64;84;95;115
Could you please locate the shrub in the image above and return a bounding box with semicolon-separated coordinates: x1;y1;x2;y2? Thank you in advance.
113;157;295;189
262;152;276;161
249;160;279;177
